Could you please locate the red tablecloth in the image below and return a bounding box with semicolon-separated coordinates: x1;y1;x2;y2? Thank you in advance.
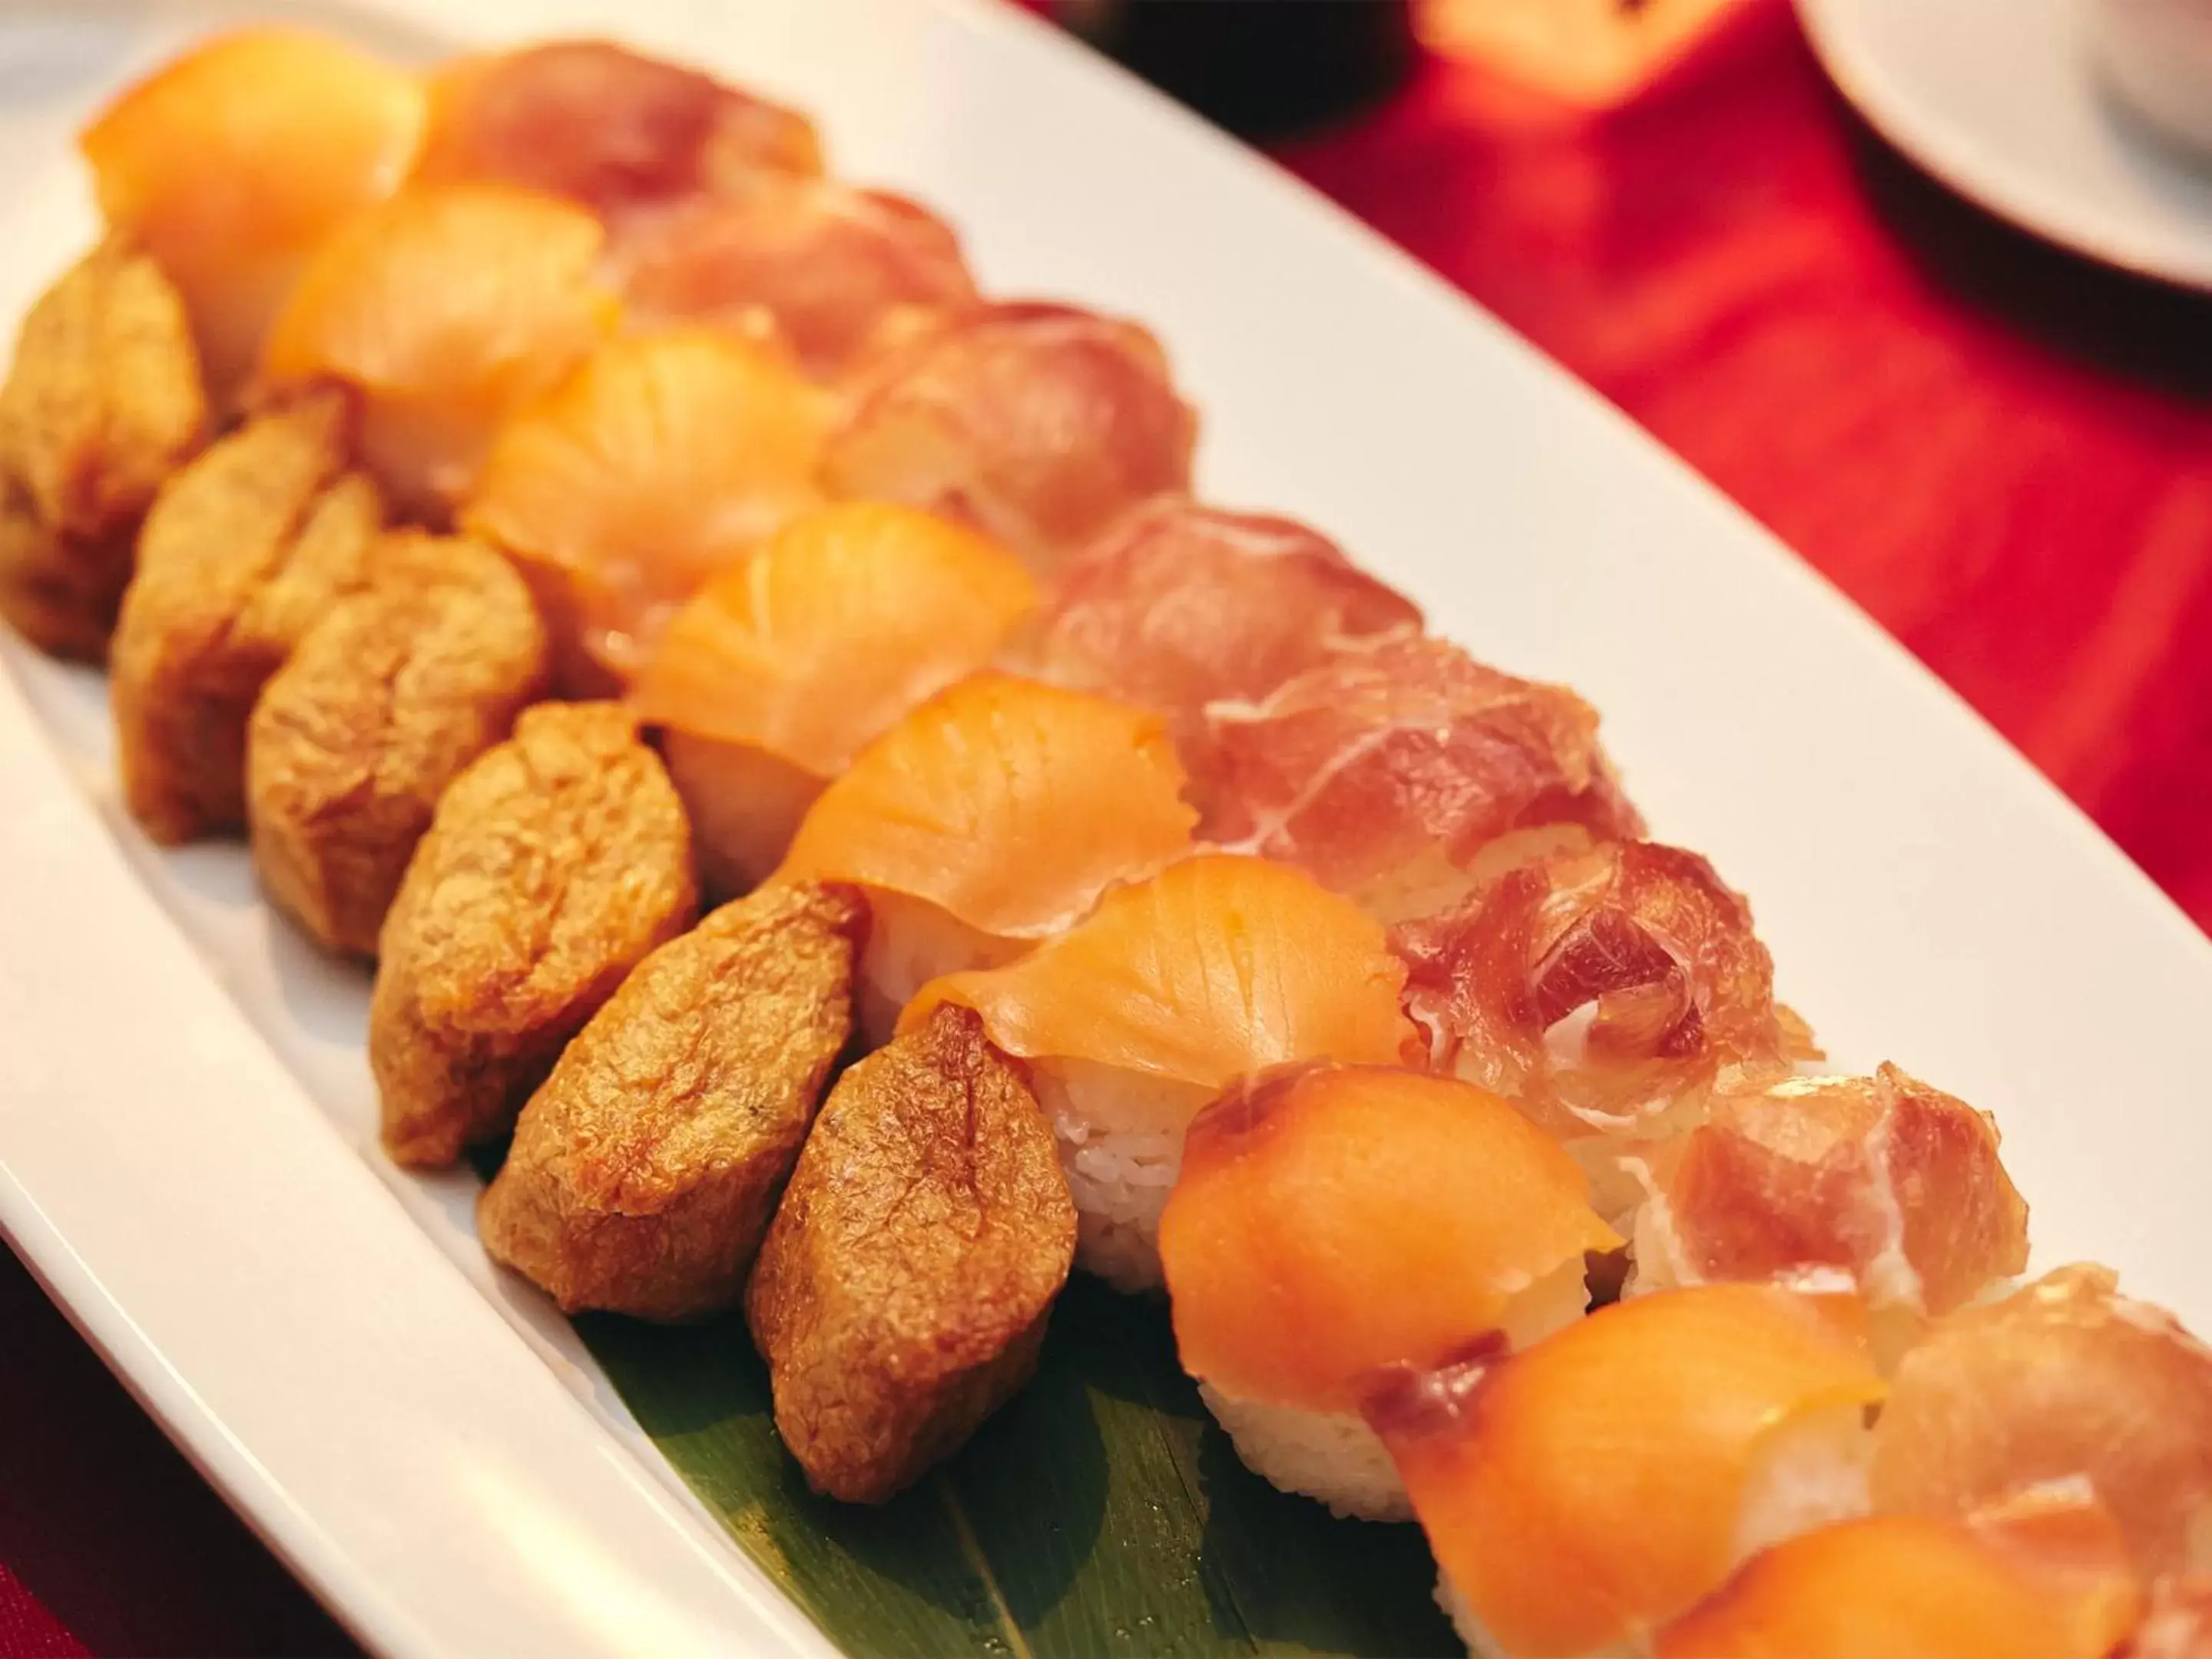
4;12;2208;1656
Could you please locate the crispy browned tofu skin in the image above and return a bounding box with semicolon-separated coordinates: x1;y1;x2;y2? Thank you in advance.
111;387;382;843
0;239;207;658
478;881;866;1320
246;531;548;955
747;1004;1077;1503
371;701;698;1167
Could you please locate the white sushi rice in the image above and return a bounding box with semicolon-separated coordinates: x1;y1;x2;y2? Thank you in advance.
1433;1574;1653;1659
1729;1401;1873;1563
855;889;1027;1048
1200;1383;1412;1522
1028;1058;1215;1292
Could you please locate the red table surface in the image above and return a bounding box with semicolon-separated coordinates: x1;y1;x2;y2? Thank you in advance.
4;11;2209;1657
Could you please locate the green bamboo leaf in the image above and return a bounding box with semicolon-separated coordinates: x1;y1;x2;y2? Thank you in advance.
575;1279;1459;1657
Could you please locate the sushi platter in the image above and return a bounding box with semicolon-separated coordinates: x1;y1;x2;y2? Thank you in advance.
2;0;2210;1655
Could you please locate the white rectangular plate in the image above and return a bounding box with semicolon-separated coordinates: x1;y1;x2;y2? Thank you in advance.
2;1;2207;1655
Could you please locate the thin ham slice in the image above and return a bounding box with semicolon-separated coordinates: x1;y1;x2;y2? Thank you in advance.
1198;633;1641;921
1023;496;1421;752
820;301;1197;575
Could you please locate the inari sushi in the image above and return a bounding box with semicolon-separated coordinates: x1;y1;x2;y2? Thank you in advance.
1158;1063;1619;1520
464;327;830;692
631;503;1038;896
1655;1495;2143;1659
80;28;426;401
261;181;618;519
1367;1283;1885;1657
774;672;1196;1045
904;853;1418;1289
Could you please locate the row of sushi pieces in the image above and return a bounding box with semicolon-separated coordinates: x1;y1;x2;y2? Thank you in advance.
4;24;2209;1659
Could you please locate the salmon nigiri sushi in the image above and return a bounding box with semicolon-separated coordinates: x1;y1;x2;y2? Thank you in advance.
1021;496;1422;756
1655;1493;2144;1659
1368;1283;1886;1657
1873;1265;2212;1580
773;673;1197;1045
80;28;426;401
820;302;1197;575
1629;1064;2030;1366
1200;632;1643;922
1158;1062;1619;1520
903;853;1418;1289
631;504;1038;896
463;327;830;692
1396;836;1803;1225
261;182;618;520
617;176;979;380
410;39;820;217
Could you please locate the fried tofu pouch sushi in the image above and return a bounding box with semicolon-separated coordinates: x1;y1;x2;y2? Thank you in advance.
905;853;1417;1290
747;1004;1076;1503
373;702;697;1167
1369;1283;1886;1657
112;388;382;843
1158;1063;1619;1521
0;239;207;659
247;531;548;955
479;881;863;1320
631;503;1038;897
1655;1495;2144;1659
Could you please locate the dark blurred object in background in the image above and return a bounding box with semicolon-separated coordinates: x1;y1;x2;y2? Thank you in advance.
1058;0;1417;140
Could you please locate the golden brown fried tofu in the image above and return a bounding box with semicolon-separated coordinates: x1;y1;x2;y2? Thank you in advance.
478;881;865;1320
0;484;130;661
111;387;383;843
371;701;698;1167
246;531;548;955
0;239;207;657
747;1004;1077;1503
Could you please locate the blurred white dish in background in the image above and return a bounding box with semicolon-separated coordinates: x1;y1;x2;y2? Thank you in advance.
1797;0;2212;290
2092;0;2212;159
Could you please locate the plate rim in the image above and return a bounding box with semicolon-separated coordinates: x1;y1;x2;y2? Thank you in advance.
1795;0;2212;292
2;0;2210;1655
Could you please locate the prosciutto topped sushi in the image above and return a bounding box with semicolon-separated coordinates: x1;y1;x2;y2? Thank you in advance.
1198;633;1643;923
410;39;820;217
1022;495;1422;756
1628;1065;2031;1364
1395;836;1800;1226
617;176;979;379
822;301;1198;574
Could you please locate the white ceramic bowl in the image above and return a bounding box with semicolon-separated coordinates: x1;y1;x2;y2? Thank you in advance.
2092;0;2212;159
